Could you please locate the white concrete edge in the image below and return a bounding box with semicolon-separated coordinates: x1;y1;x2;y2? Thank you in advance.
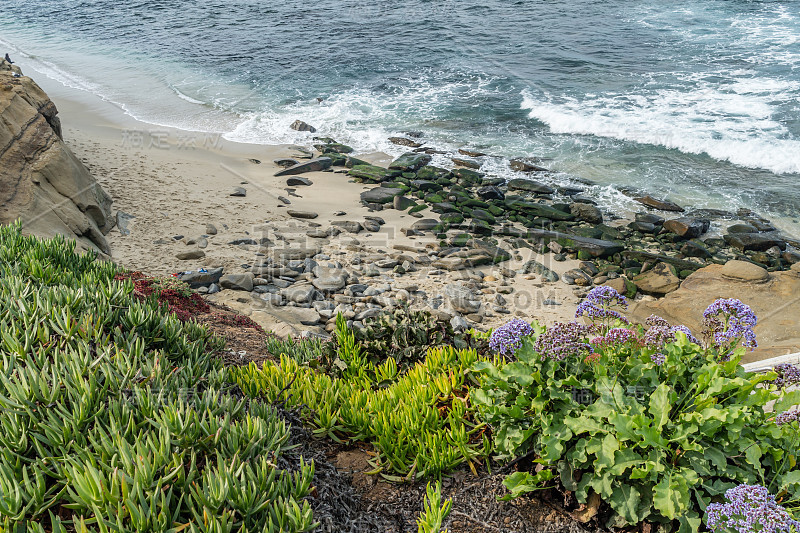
743;351;800;373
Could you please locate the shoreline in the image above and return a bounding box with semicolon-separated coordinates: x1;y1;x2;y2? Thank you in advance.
39;71;587;334
24;64;800;361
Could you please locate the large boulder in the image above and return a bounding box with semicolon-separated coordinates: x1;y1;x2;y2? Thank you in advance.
723;232;787;252
389;152;431;171
220;273;254;292
663;217;709;238
0;64;113;254
360;187;403;204
633;262;681;295
720;260;769;282
290;120;316;133
444;283;482;315
570;203;603;224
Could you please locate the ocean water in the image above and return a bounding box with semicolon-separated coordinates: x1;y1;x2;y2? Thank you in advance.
2;0;799;235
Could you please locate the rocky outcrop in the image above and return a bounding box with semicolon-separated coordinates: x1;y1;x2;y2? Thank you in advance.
0;62;113;254
628;260;800;362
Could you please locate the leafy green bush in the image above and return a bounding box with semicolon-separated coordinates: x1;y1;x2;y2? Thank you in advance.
473;287;800;531
321;306;487;373
0;224;316;532
233;315;494;480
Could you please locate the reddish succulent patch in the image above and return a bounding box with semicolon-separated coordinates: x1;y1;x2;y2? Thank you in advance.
209;312;264;332
115;272;209;322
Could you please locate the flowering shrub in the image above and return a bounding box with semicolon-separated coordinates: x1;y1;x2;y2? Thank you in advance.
703;298;758;354
473;289;800;531
489;318;534;357
706;484;800;533
771;364;800;389
575;285;629;325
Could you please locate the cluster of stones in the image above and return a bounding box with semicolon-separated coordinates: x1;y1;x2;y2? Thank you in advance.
176;233;520;334
174;130;800;333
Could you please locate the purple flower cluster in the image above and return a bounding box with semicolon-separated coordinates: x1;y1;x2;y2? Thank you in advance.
703;298;758;350
489;318;534;357
771;364;800;388
706;484;800;533
671;325;700;345
591;327;638;348
534;322;593;361
575;286;629;324
651;353;666;366
643;315;700;348
775;409;799;427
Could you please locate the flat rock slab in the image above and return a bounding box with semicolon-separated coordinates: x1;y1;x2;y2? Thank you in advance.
507;179;554;195
271;246;322;260
451;157;480;169
230;187;246;197
389;136;423;148
274;158;300;168
634;195;685;212
510;158;549;172
274;157;332;176
286;177;313;187
505;197;573;220
723;232;787;252
348;164;389;182
287;210;318;219
176;249;205;260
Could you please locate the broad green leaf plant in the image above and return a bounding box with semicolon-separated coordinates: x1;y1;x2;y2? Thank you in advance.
473;286;800;531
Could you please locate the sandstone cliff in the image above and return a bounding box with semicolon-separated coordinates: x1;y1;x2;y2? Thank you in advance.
0;60;113;254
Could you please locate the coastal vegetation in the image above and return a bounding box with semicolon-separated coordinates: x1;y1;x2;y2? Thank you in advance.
0;223;798;531
0;224;316;532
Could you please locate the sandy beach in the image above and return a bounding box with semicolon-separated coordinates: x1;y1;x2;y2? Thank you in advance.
34;74;589;336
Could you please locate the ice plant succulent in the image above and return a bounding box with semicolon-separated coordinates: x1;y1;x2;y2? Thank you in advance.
489;318;534;357
706;484;800;533
575;285;629;326
702;298;758;351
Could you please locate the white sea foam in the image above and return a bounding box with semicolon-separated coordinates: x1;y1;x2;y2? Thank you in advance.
520;82;800;175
